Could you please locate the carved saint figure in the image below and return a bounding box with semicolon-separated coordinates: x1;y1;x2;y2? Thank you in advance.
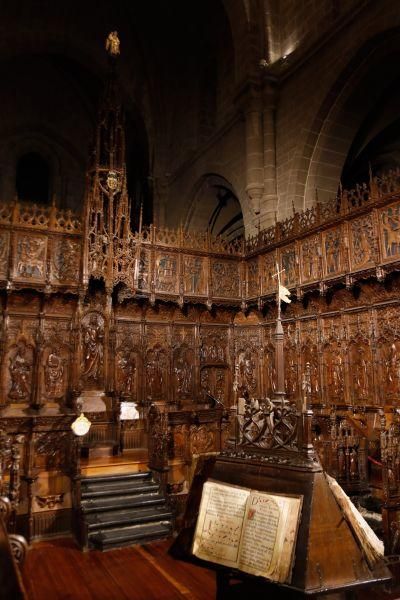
387;341;400;394
350;345;368;400
174;356;192;395
81;314;104;382
105;31;120;56
325;233;340;274
118;351;136;395
238;351;256;394
381;206;400;258
146;350;166;399
328;351;344;398
9;343;32;400
44;351;64;397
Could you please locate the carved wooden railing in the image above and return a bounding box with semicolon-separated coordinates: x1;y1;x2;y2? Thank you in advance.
2;169;400;307
246;168;400;253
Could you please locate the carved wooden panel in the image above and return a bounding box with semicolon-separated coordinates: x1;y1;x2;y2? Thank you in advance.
379;202;400;262
137;248;151;292
183;255;207;296
80;312;105;389
260;251;277;295
234;327;261;397
376;306;400;404
0;230;9;278
280;245;297;288
284;321;299;400
200;327;228;364
115;322;141;397
13;233;47;283
173;344;195;400
41;320;71;402
349;214;377;271
211;259;239;298
200;366;228;404
50;237;81;284
155;252;179;294
3;319;37;405
321;316;345;405
299;234;321;284
246;258;259;298
322;226;347;277
145;344;169;401
346;312;373;406
189;424;215;454
299;319;320;404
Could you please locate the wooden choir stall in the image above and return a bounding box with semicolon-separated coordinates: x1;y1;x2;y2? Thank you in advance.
3;31;400;599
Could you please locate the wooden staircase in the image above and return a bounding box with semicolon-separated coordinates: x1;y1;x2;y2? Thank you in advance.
80;471;173;551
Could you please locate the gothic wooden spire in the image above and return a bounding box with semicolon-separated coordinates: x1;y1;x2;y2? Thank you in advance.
83;32;131;291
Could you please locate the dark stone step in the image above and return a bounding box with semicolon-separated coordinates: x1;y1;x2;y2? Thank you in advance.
81;471;152;485
85;505;173;531
89;521;172;550
81;481;159;499
81;492;165;513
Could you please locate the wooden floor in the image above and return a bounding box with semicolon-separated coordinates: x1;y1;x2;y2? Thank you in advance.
22;538;216;600
21;537;400;600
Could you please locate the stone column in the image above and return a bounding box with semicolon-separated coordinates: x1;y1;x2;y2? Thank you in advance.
261;82;278;228
242;90;264;234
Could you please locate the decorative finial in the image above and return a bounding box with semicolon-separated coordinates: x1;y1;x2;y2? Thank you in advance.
105;31;120;57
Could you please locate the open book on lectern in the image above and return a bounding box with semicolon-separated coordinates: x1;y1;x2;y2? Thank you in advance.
192;480;303;584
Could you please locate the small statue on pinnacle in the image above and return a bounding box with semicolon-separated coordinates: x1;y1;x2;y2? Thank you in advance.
106;31;120;57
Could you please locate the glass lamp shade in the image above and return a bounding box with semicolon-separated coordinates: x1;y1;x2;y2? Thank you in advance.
71;413;91;436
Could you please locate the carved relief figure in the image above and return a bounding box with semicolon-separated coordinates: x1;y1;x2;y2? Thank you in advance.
201;334;225;363
238;350;257;395
183;256;204;295
247;260;259;297
301;236;320;282
285;354;298;397
349;344;368;401
324;231;341;274
155;254;177;293
44;351;64;397
0;232;9;275
327;350;344;399
118;350;136;395
137;251;150;290
53;239;80;282
262;253;276;294
81;314;104;383
381;204;400;258
174;355;192;396
351;217;374;268
211;260;239;297
281;248;296;287
386;341;400;395
302;351;319;399
16;235;46;279
9;342;33;400
146;348;167;399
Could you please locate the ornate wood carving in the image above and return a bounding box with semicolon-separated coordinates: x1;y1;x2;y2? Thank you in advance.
80;312;104;388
